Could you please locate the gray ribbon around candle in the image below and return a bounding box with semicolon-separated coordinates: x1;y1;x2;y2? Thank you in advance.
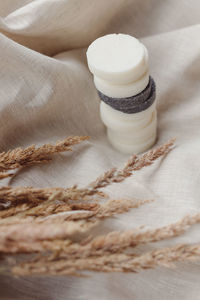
97;76;156;114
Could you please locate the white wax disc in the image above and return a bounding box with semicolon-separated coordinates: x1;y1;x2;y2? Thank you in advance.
107;131;157;155
87;34;148;84
94;71;149;98
107;111;157;143
100;101;156;132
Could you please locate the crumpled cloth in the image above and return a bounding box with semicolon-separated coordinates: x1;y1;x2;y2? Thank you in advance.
0;1;200;299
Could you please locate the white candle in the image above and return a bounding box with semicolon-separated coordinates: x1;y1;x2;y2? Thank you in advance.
86;33;157;154
94;71;150;98
87;34;148;84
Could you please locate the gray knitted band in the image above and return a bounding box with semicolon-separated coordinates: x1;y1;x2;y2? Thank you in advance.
97;77;156;114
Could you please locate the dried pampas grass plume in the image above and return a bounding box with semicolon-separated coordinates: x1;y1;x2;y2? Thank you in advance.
3;137;199;279
0;136;89;178
12;244;200;276
88;139;175;192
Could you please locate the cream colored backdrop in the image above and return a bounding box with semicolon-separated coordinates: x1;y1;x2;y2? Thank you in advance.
0;1;200;299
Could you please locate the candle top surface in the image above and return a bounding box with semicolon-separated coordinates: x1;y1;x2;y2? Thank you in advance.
86;34;145;74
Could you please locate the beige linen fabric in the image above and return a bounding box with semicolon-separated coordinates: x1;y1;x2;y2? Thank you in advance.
0;0;200;299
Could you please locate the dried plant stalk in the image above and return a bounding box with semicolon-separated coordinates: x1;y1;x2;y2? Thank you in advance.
0;187;77;212
0;239;73;254
0;173;13;180
0;136;89;174
0;187;60;210
0;186;97;212
0;186;105;214
1;198;146;222
0;197;148;231
12;244;200;276
61;213;200;258
0;220;95;245
88;139;175;192
0;139;175;213
0;203;30;218
0;199;150;252
10;197;147;224
65;198;152;221
1;210;200;256
0;201;99;222
0;138;185;278
33;212;200;259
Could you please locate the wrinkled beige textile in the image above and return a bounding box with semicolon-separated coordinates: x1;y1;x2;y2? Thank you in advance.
0;0;200;299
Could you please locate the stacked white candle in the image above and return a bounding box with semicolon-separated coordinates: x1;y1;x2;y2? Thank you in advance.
86;33;157;154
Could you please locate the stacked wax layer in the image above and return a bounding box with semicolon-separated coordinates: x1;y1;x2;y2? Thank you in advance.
86;34;157;154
